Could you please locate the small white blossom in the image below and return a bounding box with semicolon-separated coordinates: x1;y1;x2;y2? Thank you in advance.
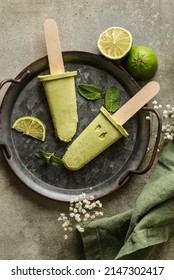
150;101;174;144
81;209;87;214
84;213;90;219
69;212;75;218
95;211;100;216
146;116;151;120
62;222;68;228
76;224;85;232
91;202;97;208
60;213;66;217
83;199;90;205
64;234;68;240
78;227;85;233
152;100;158;104
79;193;86;199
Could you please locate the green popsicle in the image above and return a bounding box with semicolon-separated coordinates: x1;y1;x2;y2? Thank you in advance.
38;19;78;142
63;81;160;170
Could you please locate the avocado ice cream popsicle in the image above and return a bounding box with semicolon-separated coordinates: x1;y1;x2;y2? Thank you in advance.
38;19;78;142
63;81;160;170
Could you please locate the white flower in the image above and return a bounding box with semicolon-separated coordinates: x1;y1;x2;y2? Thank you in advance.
68;227;73;231
60;213;66;217
84;213;90;219
81;209;87;214
83;199;90;205
91;202;97;209
64;234;68;240
91;214;96;219
78;227;85;233
152;100;158;104
75;214;81;222
76;224;85;232
69;212;75;218
95;211;100;216
146;116;151;120
79;193;86;199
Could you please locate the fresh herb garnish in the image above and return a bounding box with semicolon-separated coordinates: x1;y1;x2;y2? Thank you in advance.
104;86;121;113
77;84;102;100
51;154;64;165
35;150;63;166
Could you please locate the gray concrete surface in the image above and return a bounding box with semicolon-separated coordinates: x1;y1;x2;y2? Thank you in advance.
0;0;174;260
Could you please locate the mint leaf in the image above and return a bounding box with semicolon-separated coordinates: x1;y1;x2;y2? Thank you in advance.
36;150;54;164
52;154;64;165
104;86;121;113
77;84;102;100
35;150;63;166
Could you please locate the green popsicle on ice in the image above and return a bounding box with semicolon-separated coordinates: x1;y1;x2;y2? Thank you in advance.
63;81;160;170
38;19;78;142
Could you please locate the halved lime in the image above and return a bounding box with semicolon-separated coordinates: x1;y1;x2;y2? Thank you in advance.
12;116;46;141
97;27;133;60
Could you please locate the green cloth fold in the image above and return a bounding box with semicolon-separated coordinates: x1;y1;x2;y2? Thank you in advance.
80;141;174;260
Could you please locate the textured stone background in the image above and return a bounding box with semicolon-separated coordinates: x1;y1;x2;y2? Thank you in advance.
0;0;174;259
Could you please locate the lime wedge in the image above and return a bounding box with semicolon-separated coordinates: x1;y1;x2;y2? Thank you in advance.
97;27;133;60
12;116;46;141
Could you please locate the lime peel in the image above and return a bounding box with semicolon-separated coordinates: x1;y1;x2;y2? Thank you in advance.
123;45;158;80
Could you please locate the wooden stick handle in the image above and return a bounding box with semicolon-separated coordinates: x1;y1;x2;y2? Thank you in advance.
44;19;65;75
112;81;160;125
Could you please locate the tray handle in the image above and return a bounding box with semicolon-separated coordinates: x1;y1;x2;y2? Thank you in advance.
0;70;31;90
0;70;31;157
118;107;162;186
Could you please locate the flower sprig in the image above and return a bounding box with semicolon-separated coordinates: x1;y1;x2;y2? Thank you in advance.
148;100;174;142
58;193;103;240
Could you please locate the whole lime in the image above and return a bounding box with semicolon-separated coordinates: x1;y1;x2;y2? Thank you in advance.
123;46;158;80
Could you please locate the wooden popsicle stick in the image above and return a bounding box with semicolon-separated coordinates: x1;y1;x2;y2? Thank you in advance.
43;19;65;75
112;81;160;126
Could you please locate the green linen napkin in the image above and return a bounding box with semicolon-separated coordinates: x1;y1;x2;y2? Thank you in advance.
80;140;174;259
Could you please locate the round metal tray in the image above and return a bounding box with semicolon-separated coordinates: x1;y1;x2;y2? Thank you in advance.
0;51;161;202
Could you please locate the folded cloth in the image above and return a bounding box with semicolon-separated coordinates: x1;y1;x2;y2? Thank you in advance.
80;140;174;259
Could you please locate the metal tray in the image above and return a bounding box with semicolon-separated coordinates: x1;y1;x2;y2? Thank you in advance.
0;51;161;202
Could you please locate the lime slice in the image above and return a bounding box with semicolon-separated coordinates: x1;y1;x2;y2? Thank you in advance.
97;27;133;60
12;116;46;141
